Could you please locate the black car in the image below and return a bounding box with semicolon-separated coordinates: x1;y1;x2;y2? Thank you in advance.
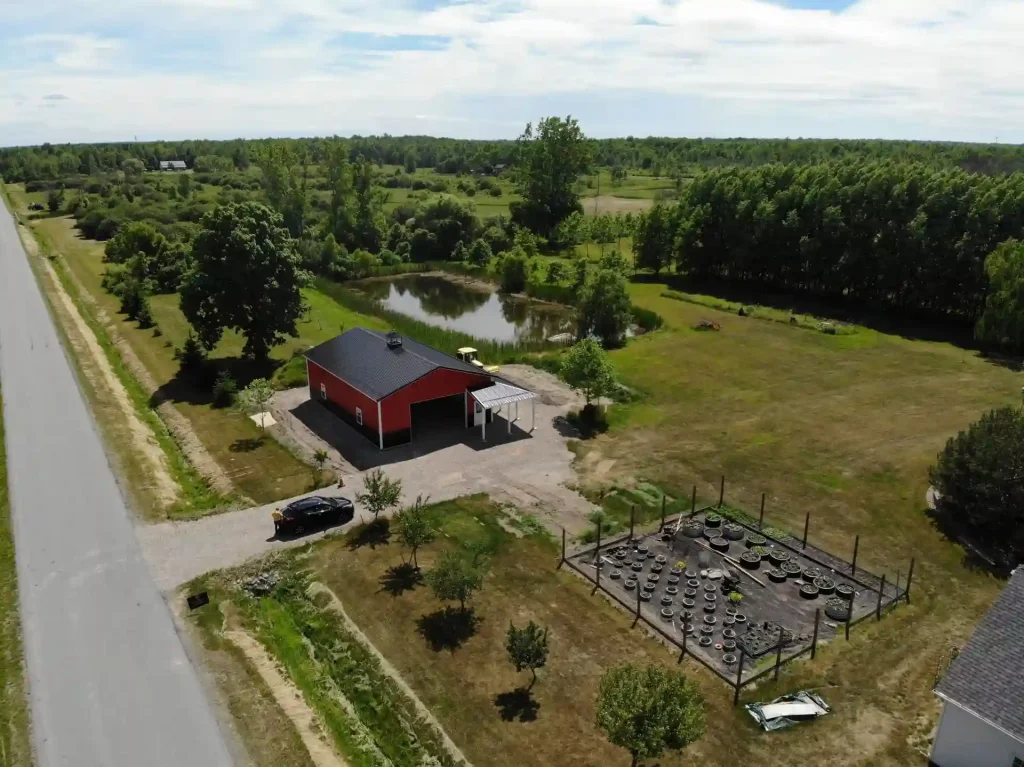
272;495;354;536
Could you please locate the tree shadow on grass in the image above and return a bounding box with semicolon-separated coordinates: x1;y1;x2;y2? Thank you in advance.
230;437;265;453
379;562;423;596
493;687;540;722
416;606;480;653
347;518;391;550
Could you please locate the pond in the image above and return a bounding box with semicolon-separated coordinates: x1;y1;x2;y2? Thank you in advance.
351;274;574;344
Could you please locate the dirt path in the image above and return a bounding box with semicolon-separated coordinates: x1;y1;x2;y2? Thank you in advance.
308;582;472;767
224;630;347;767
26;231;180;509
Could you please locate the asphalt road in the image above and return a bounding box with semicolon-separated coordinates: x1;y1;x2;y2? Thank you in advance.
0;200;233;766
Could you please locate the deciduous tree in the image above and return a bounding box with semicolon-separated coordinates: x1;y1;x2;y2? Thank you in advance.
596;664;706;767
236;378;275;431
577;268;632;347
426;549;484;611
511;116;592;237
975;239;1024;351
180;202;305;360
356;469;402;520
560;338;615;407
393;495;435;568
506;621;549;689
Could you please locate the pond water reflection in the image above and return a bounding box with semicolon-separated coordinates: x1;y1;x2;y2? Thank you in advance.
352;274;573;344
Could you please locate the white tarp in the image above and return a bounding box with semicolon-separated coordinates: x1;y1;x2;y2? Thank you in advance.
746;691;830;731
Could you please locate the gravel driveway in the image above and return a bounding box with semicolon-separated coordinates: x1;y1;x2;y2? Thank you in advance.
139;366;597;590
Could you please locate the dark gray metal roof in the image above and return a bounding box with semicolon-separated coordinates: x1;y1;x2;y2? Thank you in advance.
304;327;486;401
935;569;1024;742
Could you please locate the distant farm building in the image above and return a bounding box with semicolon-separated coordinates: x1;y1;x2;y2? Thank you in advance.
931;568;1024;767
304;328;534;449
159;160;187;171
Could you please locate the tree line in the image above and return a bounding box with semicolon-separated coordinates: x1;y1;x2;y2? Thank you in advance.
7;133;1024;184
634;161;1024;324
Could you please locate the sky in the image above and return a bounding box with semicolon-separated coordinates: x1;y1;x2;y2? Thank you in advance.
1;0;1023;147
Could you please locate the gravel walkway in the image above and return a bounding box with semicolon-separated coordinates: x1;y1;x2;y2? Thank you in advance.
139;366;596;590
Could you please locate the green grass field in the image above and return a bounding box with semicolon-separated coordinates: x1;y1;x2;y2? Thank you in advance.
0;395;33;766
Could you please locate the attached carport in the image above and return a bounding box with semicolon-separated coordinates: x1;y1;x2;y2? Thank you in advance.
468;382;535;441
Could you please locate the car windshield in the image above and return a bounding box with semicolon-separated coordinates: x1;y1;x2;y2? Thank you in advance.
283;498;321;517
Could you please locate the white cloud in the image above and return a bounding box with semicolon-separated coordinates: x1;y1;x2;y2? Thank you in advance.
1;0;1023;145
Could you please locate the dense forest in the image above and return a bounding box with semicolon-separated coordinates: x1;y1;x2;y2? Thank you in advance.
4;134;1024;183
634;161;1024;324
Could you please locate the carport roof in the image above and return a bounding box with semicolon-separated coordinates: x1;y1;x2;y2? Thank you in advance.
304;327;486;401
470;382;534;409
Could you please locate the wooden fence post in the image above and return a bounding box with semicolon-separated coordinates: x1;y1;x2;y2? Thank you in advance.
690;486;697;517
851;535;860;577
845;599;852;640
719;476;725;507
759;494;765;529
559;528;566;568
679;627;687;663
629;505;635;542
773;627;784;682
594;525;602;594
802;512;810;549
660;495;666;531
811;609;820;660
876;574;886;621
733;650;745;706
905;558;915;604
634;579;641;625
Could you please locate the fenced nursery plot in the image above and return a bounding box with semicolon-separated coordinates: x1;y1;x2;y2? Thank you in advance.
565;500;912;698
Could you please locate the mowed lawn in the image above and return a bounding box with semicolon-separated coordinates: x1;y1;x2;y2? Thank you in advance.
10;188;389;503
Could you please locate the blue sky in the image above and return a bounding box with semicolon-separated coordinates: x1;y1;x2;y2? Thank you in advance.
1;0;1022;146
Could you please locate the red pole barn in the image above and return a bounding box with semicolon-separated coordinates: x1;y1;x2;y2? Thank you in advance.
304;328;532;449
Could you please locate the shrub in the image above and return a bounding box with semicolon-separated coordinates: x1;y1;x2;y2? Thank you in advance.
212;371;237;408
498;250;528;293
488;186;502;197
175;333;207;375
135;296;154;329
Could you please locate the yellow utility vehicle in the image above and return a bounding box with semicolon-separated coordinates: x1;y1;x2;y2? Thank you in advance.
456;347;500;373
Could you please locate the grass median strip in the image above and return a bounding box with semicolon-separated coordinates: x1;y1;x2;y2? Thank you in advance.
0;394;34;766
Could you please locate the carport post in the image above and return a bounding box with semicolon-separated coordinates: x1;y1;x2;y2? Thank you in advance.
481;410;486;442
802;512;810;549
733;649;745;706
507;404;511;435
811;608;820;659
531;396;535;433
559;528;566;567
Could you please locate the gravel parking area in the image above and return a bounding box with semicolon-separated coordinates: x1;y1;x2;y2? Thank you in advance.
139;365;597;590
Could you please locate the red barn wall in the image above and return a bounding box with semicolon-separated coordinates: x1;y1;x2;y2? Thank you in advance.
307;360;380;444
381;368;491;434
